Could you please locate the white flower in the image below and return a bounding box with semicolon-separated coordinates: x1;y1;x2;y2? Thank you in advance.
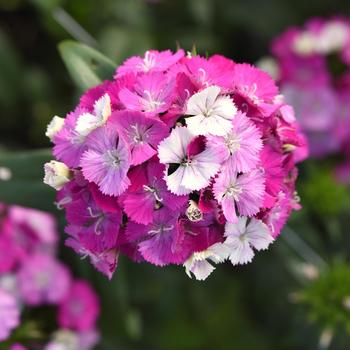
185;86;237;136
158;126;221;195
45;330;79;350
0;167;12;181
257;56;280;81
75;93;111;137
224;216;274;265
44;161;71;190
293;32;317;55
46;116;65;141
45;329;99;350
184;243;230;281
316;21;350;54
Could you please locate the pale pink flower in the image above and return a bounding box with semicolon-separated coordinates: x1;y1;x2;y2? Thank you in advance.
17;253;71;306
213;168;265;223
224;216;274;265
206;111;263;173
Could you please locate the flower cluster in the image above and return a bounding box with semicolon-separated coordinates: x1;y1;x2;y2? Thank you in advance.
45;49;306;281
265;17;350;182
0;203;100;349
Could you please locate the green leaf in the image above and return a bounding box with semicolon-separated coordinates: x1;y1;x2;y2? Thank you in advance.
58;40;116;91
0;149;55;211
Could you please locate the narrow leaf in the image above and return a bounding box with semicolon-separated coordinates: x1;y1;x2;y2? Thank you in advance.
58;40;116;91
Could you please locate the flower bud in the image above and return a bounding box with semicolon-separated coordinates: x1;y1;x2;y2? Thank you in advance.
46;116;65;141
186;200;203;222
44;161;71;190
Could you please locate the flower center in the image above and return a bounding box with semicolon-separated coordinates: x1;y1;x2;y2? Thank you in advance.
87;207;105;235
148;224;174;236
225;133;241;153
104;150;121;167
143;185;163;202
239;83;260;103
180;156;194;167
130;124;145;144
225;183;242;201
239;233;247;242
142;90;164;112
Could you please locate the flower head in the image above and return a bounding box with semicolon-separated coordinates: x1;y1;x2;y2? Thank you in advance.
58;280;100;332
17;253;71;306
45;48;305;280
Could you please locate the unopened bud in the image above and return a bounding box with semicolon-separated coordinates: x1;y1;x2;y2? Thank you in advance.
46;116;65;141
44;161;71;190
186;200;203;222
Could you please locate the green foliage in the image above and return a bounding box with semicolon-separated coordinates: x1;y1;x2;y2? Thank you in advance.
299;262;350;334
0;149;54;211
299;161;350;218
58;40;117;91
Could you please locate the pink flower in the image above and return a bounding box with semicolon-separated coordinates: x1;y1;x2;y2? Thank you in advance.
126;208;188;266
66;237;118;280
232;63;278;105
80;124;131;196
213;168;265;223
224;216;274;265
18;253;71;306
10;344;27;350
112;110;168;165
121;159;187;225
58;280;100;332
260;145;285;208
119;72;174;116
0;288;20;341
53;107;89;168
158;127;222;195
206;111;263;173
177;55;236;90
116;49;184;76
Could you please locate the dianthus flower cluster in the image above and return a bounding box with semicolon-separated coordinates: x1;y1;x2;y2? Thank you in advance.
0;203;100;350
266;17;350;182
44;49;307;281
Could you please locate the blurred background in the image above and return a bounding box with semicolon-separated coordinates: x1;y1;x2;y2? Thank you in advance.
1;0;350;349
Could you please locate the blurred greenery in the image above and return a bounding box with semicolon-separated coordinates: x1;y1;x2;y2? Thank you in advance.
1;0;350;349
